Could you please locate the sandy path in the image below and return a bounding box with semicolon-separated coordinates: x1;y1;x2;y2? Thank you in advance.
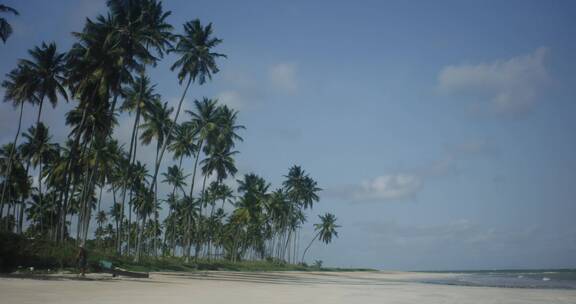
1;271;575;304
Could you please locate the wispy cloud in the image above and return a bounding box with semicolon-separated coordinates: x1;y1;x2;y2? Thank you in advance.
326;173;423;203
438;47;551;113
269;63;298;93
216;90;245;110
326;138;496;204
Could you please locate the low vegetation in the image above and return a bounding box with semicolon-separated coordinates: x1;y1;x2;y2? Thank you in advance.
0;232;373;273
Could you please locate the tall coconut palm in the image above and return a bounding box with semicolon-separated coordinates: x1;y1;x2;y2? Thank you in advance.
0;65;37;211
201;147;238;187
62;0;172;243
301;213;340;263
0;143;29;227
0;4;18;43
20;42;68;126
140;98;173;255
110;202;122;247
283;165;321;209
213;105;244;150
162;165;188;196
282;166;321;260
148;20;226;238
185;98;219;195
116;75;158;253
132;185;153;261
19;124;58;235
140;99;173;168
106;0;174;69
19;123;58;205
168;123;196;171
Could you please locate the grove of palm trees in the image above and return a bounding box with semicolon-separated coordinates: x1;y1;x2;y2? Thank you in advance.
0;0;339;269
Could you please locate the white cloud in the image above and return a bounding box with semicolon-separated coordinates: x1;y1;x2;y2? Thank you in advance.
269;63;298;93
326;138;496;204
438;47;550;113
217;90;245;110
327;173;423;203
357;174;422;201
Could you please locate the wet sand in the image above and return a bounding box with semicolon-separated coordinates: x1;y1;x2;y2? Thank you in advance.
1;271;575;303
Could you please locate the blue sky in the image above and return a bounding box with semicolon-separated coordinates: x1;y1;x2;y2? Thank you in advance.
1;0;576;270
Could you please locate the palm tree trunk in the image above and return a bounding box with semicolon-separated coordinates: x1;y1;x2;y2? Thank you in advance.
135;214;146;262
18;163;31;234
97;184;103;215
0;101;25;212
81;162;98;243
119;106;141;254
36;96;44;126
185;140;203;262
60;101;90;243
148;77;192;190
301;232;320;264
32;94;46;226
283;229;293;262
148;79;193;258
194;173;208;261
38;157;43;232
153;142;161;257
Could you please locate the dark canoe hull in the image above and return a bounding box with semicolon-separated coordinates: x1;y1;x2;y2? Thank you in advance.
101;268;149;278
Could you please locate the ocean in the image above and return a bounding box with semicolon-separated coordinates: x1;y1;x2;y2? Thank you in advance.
420;269;576;289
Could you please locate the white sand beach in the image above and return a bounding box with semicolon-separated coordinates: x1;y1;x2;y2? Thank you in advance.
1;271;575;304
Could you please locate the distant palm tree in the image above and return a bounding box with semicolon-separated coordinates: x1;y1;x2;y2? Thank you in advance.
284;166;321;210
96;210;108;228
0;4;18;43
282;166;321;261
301;213;340;263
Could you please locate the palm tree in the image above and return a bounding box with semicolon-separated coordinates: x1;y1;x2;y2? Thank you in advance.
162;165;188;196
214;183;234;210
168;123;196;173
213;105;244;150
0;143;30;230
110;202;122;248
301;213;339;264
117;75;158;253
62;0;173;245
20;42;68;126
0;65;37;211
106;0;174;68
19;123;58;209
0;4;18;43
97;210;108;229
140;99;174;168
132;185;153;261
201;147;238;190
282;166;321;260
283;166;321;210
148;19;226;226
140;98;173;255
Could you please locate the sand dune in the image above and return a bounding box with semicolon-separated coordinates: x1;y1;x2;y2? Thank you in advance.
1;271;575;303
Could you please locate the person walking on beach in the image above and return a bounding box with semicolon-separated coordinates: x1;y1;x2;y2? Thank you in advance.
76;244;88;277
